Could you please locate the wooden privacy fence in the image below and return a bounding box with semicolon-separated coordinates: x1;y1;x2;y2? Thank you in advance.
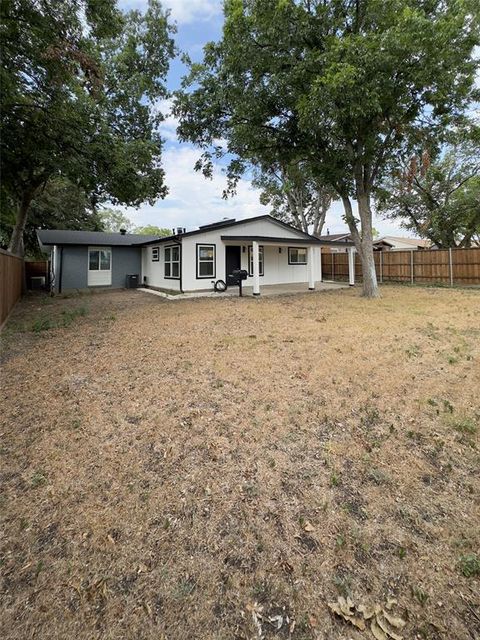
25;260;49;289
321;247;480;286
0;249;23;328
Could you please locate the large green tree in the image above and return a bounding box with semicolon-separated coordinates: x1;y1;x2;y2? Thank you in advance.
0;0;175;255
175;0;480;297
377;136;480;248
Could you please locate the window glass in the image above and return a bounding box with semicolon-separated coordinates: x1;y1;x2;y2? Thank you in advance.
164;245;180;278
199;261;213;276
197;245;215;278
289;248;307;264
152;247;159;261
100;250;111;270
89;250;99;270
199;246;213;260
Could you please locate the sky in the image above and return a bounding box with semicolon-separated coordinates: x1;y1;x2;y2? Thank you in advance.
116;0;406;237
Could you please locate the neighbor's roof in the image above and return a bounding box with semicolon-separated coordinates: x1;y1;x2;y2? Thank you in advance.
378;236;432;248
316;233;352;242
36;229;160;247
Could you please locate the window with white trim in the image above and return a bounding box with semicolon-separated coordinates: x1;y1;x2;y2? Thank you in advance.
288;247;307;264
196;244;216;278
164;245;180;278
248;245;264;276
152;247;159;261
88;248;111;271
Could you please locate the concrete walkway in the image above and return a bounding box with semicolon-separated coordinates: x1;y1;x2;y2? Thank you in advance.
138;281;348;301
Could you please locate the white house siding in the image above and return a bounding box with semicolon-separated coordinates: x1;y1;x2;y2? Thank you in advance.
181;219;321;291
142;243;182;292
142;218;322;292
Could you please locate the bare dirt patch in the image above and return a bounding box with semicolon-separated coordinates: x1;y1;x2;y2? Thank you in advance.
1;286;479;640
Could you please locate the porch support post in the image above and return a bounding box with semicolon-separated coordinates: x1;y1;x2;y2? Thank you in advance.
308;246;315;290
348;247;355;286
319;246;322;282
252;240;260;296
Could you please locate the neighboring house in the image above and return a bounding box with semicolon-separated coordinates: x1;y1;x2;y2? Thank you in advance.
316;232;353;253
373;236;433;251
37;215;355;296
317;230;432;252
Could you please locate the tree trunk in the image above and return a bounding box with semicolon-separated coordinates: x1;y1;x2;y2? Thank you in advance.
357;193;379;298
341;193;380;298
7;186;37;256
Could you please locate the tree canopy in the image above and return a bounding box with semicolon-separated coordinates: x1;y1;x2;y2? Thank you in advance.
175;0;480;297
253;162;334;235
134;225;171;236
377;134;480;248
0;0;175;254
0;177;103;256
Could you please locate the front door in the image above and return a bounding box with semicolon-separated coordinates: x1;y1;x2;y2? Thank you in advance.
225;245;241;279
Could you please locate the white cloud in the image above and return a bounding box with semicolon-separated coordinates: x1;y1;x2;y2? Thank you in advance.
121;146;268;230
118;0;221;25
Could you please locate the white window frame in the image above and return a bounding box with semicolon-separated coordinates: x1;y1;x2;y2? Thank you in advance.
88;246;112;286
152;246;159;262
164;244;180;279
248;245;264;276
288;247;308;265
196;244;216;279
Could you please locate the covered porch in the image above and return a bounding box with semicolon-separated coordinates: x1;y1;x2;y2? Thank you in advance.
221;234;356;295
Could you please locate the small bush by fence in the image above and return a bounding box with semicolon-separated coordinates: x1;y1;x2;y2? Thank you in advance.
321;247;480;286
0;249;23;327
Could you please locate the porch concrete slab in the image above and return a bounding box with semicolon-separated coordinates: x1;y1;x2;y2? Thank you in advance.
138;281;348;301
241;281;348;296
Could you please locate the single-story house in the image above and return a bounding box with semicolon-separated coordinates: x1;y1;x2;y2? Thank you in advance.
37;215;355;296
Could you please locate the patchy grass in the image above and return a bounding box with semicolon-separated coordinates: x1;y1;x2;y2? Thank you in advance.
0;286;479;640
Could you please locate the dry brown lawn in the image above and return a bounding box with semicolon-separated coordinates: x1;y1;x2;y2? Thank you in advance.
1;286;479;640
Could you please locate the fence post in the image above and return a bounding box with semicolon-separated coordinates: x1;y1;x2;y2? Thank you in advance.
380;251;383;284
410;250;414;284
449;248;453;287
331;252;335;281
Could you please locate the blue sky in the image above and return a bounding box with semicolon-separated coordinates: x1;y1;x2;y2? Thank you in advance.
117;0;405;236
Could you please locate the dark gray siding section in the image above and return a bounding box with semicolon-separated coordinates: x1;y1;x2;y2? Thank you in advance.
57;245;142;292
60;246;88;291
111;246;142;288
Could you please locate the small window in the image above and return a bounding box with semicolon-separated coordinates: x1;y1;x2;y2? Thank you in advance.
288;247;307;264
152;247;159;262
196;244;216;278
88;248;111;271
248;245;264;276
165;245;180;278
